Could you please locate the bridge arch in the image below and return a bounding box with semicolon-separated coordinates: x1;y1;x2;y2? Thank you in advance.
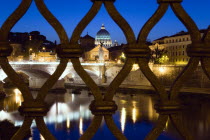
63;69;99;84
17;69;51;79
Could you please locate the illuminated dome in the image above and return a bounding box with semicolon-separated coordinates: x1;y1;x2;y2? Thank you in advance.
95;24;112;48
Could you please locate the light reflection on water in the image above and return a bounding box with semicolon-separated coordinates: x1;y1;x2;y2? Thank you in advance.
0;89;176;140
1;88;210;140
121;107;126;133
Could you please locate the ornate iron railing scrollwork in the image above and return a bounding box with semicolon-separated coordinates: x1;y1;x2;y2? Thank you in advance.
143;0;203;139
0;0;209;139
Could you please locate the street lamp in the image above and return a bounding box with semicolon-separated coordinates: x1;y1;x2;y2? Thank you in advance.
42;47;46;52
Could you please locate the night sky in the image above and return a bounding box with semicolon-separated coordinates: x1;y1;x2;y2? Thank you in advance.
0;0;209;44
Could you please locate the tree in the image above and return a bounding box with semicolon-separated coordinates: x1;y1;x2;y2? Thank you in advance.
150;43;168;64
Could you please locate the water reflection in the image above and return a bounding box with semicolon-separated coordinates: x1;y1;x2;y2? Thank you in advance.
14;88;22;106
1;89;210;139
132;101;138;123
0;89;173;140
0;110;13;121
121;107;126;133
132;107;137;123
66;116;70;130
79;117;83;135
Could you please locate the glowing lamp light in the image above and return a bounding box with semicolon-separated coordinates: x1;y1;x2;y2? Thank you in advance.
121;53;125;59
158;67;166;74
132;64;139;71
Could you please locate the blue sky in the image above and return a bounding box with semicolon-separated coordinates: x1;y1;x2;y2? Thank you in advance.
0;0;209;44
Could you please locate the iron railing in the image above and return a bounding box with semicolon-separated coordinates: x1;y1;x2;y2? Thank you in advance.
0;0;210;140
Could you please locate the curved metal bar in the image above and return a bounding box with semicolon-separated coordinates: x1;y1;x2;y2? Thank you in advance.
170;114;193;140
71;58;102;101
104;58;133;101
104;115;127;140
34;0;69;44
0;58;33;103
170;58;199;100
170;3;201;43
201;58;210;80
202;26;210;42
80;116;103;140
201;28;210;79
35;117;56;140
145;115;168;140
0;0;32;40
70;1;103;44
137;3;169;44
36;59;68;101
104;1;136;44
11;117;33;140
169;4;201;100
137;58;168;100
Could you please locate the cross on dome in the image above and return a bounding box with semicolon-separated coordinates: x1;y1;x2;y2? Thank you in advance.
101;24;105;29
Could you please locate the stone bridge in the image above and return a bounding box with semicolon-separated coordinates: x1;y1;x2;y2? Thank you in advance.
0;61;128;89
5;61;205;90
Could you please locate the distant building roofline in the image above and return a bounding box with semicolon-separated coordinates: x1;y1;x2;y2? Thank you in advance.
153;29;208;42
80;33;95;39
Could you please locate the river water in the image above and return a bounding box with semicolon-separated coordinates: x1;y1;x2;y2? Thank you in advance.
0;88;209;140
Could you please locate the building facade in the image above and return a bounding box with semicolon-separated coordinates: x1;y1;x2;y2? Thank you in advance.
85;45;109;61
151;30;207;65
80;34;95;52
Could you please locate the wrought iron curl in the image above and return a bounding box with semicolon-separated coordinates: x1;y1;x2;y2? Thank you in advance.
0;0;71;139
0;0;209;139
144;0;202;139
0;0;33;103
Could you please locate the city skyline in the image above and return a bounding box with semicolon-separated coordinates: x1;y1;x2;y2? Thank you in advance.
0;0;209;44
